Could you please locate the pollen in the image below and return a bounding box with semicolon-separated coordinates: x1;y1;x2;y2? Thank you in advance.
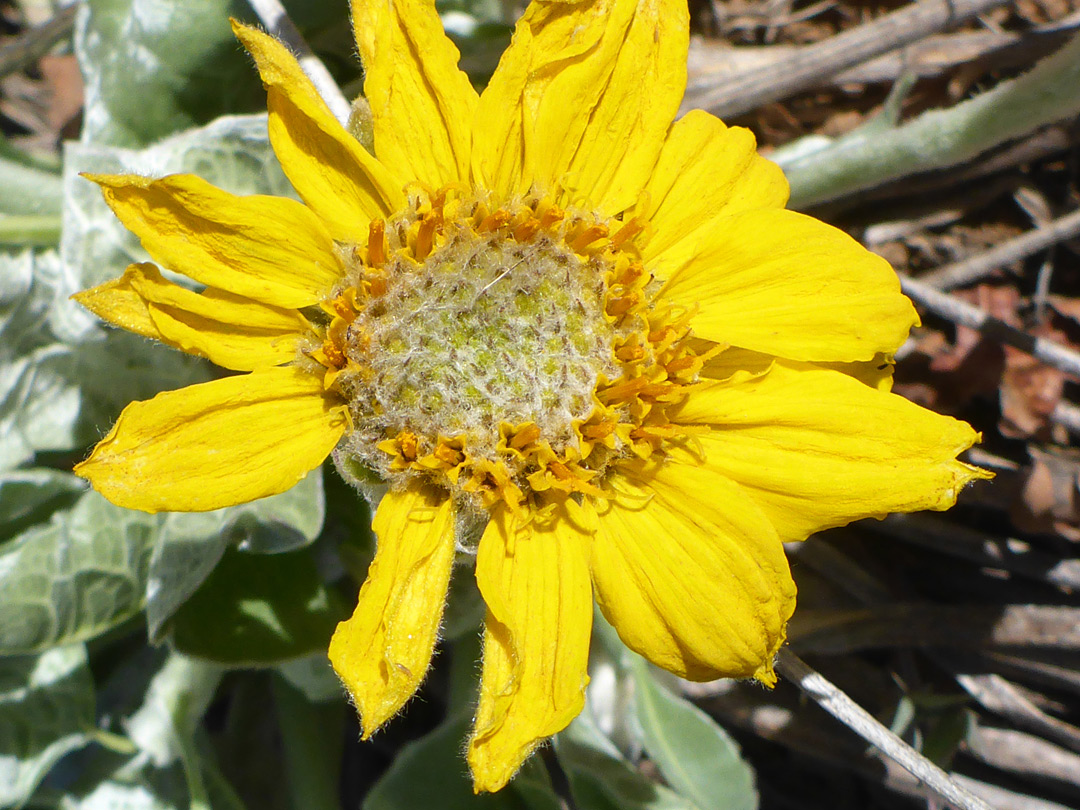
309;188;712;512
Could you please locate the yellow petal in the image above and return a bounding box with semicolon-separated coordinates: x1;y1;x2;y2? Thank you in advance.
671;363;989;541
641;110;789;263
698;343;773;383
329;485;455;735
473;0;687;215
591;462;795;684
699;346;894;391
75;366;346;513
122;265;308;371
73;263;306;370
71;263;164;342
87;173;341;309
468;502;592;793
658;208;917;362
233;21;404;243
351;0;477;188
807;355;896;392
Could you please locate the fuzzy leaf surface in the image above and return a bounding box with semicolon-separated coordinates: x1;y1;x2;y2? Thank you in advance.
0;645;95;808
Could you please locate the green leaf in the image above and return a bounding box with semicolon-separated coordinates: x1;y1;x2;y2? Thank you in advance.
0;645;95;808
61;780;181;810
275;653;343;704
921;706;973;768
0;157;62;217
442;563;485;641
555;708;695;810
0;215;63;249
76;0;265;147
124;653;222;769
143;521;229;648
0;491;160;654
0;249;210;471
0;469;85;545
322;466;376;583
0;249;59;361
227;466;326;555
0;335;210;471
629;658;757;810
364;711;554;810
121;652;237;810
56;649;241;810
168;545;345;666
75;0;349;148
145;469;326;641
272;676;343;810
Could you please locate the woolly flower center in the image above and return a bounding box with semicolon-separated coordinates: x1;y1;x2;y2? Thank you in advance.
306;188;711;513
350;220;616;453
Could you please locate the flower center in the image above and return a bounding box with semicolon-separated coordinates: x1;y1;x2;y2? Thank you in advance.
347;214;617;457
306;188;713;512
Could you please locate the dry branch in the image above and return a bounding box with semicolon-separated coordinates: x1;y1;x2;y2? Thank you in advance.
919;208;1080;290
776;650;996;810
681;0;1013;118
687;13;1080;94
0;5;77;80
900;275;1080;379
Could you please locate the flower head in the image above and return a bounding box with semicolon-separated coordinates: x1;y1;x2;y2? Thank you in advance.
73;0;988;792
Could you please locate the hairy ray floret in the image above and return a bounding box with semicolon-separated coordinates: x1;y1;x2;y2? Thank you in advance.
302;187;715;516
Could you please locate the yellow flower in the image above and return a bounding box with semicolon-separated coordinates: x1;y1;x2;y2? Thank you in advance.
72;0;988;793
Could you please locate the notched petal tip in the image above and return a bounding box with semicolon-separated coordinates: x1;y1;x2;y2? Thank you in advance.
467;502;592;793
73;368;345;513
754;660;778;688
231;17;403;240
70;263;168;342
329;486;456;739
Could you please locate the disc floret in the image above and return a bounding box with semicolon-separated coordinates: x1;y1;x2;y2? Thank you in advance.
305;188;716;512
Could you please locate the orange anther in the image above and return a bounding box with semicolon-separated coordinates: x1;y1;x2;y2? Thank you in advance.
547;460;571;480
571;223;609;253
399;431;419;461
509;423;542;449
606;295;636;317
330;295;356;322
513;219;541;242
368;276;387;297
612;261;647;287
665;355;697;373
479;210;512;233
611;217;645;249
598;377;647;403
321;340;345;368
540;205;564;229
433;442;465;466
367;219;387;266
649;326;675;343
415;214;437;260
615;344;646;362
582;421;616;440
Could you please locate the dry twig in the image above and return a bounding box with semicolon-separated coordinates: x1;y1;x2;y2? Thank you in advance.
682;0;1012;118
688;12;1080;93
919;208;1080;290
900;275;1080;379
776;650;996;810
0;5;77;80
